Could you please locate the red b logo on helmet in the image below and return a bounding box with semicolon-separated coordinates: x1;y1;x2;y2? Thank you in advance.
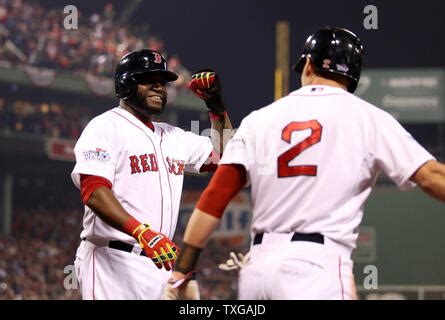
153;52;163;64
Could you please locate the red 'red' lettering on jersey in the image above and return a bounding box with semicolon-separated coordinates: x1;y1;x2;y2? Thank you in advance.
277;120;323;178
139;154;150;172
149;154;159;172
129;155;141;174
129;153;159;174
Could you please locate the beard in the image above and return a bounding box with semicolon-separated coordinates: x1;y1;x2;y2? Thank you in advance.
126;90;167;118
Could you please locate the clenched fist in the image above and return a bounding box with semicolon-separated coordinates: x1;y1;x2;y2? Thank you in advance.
188;69;226;113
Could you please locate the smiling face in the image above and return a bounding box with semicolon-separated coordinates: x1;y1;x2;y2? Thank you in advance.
126;73;168;118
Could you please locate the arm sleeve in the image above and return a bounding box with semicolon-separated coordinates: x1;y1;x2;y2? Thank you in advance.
182;130;214;173
196;164;247;219
371;110;435;191
71;117;118;189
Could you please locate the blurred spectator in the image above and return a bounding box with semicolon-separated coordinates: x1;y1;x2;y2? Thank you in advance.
0;208;83;300
0;0;191;82
0;98;94;139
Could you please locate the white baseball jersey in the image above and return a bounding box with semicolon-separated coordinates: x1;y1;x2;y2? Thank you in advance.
220;85;435;252
71;106;213;243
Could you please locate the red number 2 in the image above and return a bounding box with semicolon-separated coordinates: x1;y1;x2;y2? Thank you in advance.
277;120;322;178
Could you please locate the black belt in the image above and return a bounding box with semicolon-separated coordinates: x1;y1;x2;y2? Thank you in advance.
109;240;147;256
82;238;146;257
253;232;324;245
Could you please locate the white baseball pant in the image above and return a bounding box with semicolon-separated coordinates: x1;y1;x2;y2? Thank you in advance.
74;239;171;300
237;232;356;300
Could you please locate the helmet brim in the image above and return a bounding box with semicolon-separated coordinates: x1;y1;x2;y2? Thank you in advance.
134;70;179;83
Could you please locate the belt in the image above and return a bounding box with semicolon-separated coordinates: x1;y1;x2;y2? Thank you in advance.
82;238;146;257
109;240;146;256
253;232;324;245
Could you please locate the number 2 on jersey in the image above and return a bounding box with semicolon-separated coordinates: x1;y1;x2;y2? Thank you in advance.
277;120;323;178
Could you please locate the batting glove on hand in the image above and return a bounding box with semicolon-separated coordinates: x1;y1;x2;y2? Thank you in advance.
162;271;200;300
188;69;226;113
132;224;180;271
218;251;251;271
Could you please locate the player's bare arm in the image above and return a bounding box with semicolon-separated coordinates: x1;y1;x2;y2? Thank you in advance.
188;70;234;159
209;111;233;156
410;160;445;202
86;186;137;232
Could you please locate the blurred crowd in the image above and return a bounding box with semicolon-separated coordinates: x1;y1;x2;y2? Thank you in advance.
0;97;94;139
0;0;190;82
0;208;83;299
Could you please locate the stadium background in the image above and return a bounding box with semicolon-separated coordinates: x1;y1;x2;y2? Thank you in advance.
0;0;444;299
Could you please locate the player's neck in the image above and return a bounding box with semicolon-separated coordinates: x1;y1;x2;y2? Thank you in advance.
119;100;155;131
307;76;348;91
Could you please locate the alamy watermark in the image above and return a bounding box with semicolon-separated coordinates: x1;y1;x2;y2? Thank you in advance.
63;5;78;30
363;5;379;30
63;265;78;290
363;264;378;290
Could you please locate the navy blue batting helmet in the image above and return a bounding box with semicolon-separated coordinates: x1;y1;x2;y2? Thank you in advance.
294;27;364;93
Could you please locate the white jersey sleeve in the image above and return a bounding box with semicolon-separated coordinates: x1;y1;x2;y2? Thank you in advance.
71;116;119;188
181;130;213;173
370;109;435;190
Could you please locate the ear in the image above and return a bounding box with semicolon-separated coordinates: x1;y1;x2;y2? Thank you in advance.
304;57;314;78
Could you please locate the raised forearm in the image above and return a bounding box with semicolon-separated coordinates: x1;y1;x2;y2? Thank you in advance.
210;112;234;155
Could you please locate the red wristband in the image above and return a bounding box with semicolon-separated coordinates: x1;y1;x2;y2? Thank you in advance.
122;216;142;236
209;111;227;121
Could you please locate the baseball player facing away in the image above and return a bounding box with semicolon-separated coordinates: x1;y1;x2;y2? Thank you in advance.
70;49;233;299
163;27;445;300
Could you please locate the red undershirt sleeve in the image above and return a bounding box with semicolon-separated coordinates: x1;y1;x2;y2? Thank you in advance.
195;164;247;218
80;174;113;205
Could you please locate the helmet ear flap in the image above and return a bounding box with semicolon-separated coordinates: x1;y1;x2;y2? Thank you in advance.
115;72;138;100
294;54;312;74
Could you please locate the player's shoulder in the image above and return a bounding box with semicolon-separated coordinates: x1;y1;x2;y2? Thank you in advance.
350;94;398;121
237;108;264;128
84;108;117;127
153;121;185;135
235;99;290;129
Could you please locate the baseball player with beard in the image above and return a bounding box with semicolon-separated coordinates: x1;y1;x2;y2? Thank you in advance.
71;49;233;299
163;27;445;300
